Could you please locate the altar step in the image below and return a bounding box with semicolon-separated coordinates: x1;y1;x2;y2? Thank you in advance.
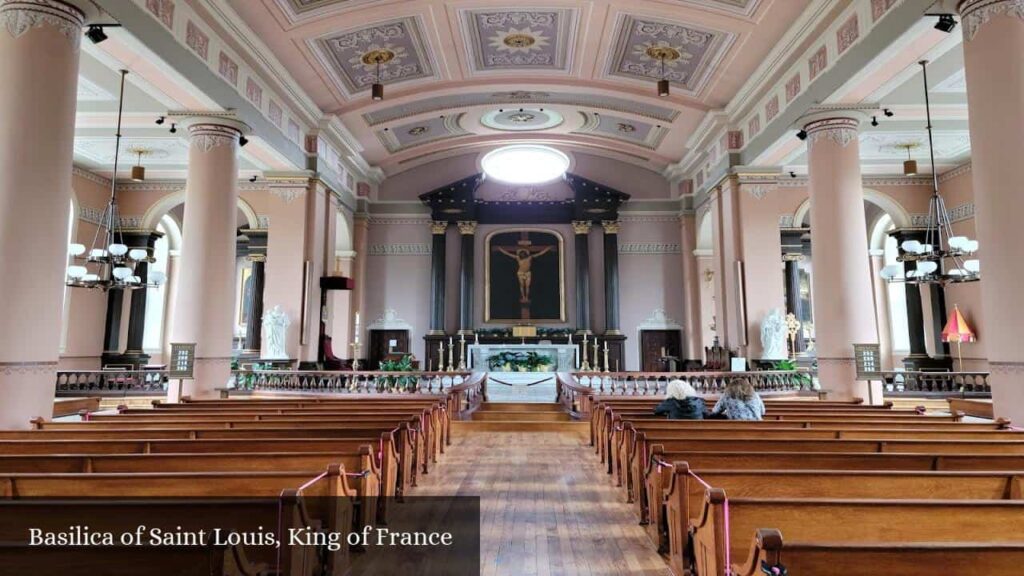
452;402;588;434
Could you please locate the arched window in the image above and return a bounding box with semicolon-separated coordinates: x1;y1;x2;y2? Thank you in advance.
143;215;176;352
878;215;910;353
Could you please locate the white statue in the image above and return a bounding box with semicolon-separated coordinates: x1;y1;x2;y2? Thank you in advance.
760;308;788;360
262;305;290;360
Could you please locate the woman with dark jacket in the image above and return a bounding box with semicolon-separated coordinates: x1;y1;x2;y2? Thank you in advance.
653;379;706;420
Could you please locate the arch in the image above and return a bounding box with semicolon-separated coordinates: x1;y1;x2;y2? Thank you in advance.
791;188;912;229
695;209;714;254
141;189;259;230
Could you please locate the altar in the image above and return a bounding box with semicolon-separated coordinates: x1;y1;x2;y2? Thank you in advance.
468;344;577;402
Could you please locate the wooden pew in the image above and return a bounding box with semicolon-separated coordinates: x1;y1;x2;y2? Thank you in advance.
0;466;355;575
656;466;1024;573
690;491;1024;576
735;528;1024;576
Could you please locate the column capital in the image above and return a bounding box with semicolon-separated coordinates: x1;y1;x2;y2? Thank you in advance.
571;220;592;235
601;220;620;234
959;0;1024;41
1;0;91;48
798;107;874;149
782;253;805;262
457;221;477;235
175;113;251;152
430;221;448;235
247;254;266;263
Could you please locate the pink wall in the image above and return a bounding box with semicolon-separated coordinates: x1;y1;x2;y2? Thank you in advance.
736;184;786;359
939;168;986;370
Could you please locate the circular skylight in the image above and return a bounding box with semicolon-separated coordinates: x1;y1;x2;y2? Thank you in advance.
481;145;569;185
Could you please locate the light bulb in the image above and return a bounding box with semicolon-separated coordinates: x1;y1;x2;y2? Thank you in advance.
82;274;100;282
948;236;968;250
964;240;979;253
128;248;147;260
880;264;902;280
901;240;921;253
89;248;108;259
149;270;167;285
112;267;133;280
917;261;938;275
69;243;86;256
964;259;980;273
67;265;87;279
108;243;128;256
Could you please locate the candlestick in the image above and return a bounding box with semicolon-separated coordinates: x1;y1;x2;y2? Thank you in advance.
567;332;573;345
350;341;362;371
603;341;610;374
474;333;479;345
579;333;589;371
438;340;444;372
660;346;666;358
592;339;600;372
447;337;455;372
458;338;467;371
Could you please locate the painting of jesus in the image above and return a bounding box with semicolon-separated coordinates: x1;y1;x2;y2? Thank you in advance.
485;229;565;322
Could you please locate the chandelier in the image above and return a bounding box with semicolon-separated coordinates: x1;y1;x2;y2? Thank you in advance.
880;60;980;286
66;70;165;291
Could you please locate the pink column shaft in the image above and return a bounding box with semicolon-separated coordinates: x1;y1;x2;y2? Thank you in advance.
169;121;243;400
804;116;879;401
0;0;83;428
679;215;703;360
959;0;1024;420
350;216;369;350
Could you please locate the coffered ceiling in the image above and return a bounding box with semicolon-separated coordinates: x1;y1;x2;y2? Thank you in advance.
228;0;808;174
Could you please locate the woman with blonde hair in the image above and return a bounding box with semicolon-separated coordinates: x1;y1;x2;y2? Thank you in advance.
710;378;765;421
653;379;706;420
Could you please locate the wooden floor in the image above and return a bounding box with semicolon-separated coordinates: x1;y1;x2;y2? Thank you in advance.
416;429;671;576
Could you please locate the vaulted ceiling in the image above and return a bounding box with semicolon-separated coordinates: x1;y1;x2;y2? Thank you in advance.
226;0;810;174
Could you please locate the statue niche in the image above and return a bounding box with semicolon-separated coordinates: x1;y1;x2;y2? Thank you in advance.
485;230;564;322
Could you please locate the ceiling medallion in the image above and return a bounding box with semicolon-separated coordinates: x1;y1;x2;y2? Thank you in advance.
617;123;636;133
361;49;396;66
503;32;536;49
645;46;681;62
508;112;536;124
408;126;429;136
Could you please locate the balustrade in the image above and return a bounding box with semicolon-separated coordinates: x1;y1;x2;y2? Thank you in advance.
227;370;471;396
56;370;169;396
880;371;990;397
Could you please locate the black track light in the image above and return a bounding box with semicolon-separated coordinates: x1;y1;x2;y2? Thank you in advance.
85;25;108;44
871;116;879;127
789;171;797;179
239;136;249;147
169;123;177;134
249;175;258;183
935;14;957;33
884;108;894;117
796;130;808;141
155;116;165;125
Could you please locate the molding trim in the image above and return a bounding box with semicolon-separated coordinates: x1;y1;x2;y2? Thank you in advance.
367;216;432;225
188;123;241;152
0;360;58;375
637;308;683;330
368;308;414;333
940;162;972;183
72;165;111;188
805;117;860;148
618;242;682;255
1;0;84;49
368;243;432;256
959;0;1024;41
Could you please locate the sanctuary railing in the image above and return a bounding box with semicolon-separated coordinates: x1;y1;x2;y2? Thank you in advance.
556;370;817;420
877;370;990;398
226;369;473;396
55;369;169;397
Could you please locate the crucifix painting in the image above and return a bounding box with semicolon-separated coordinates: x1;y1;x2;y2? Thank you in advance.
485;229;565;322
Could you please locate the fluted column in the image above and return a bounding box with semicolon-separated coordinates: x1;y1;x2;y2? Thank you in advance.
602;220;621;334
801;113;879;401
958;0;1024;421
168;117;249;400
572;220;592;334
457;221;476;334
0;0;87;428
243;255;266;352
429;221;447;335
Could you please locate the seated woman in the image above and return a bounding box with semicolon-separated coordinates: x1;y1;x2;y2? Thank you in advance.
710;378;766;421
653;380;706;420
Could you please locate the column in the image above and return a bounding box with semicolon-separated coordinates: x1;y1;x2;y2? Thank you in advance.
350;215;369;351
428;221;447;335
243;255;266;352
457;221;476;334
572;220;592;334
602;220;621;334
101;291;125;364
958;0;1024;421
800;112;879;401
262;178;311;361
783;254;806;352
168;116;249;400
122;232;160;364
0;0;88;428
869;249;894;371
679;215;703;361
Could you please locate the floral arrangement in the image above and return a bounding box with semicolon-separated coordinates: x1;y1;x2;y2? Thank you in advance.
487;350;554;372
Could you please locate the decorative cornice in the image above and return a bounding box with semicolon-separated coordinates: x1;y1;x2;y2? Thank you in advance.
989;361;1024;375
618;214;681;224
366;216;431;225
619;243;682;255
72;165;110;188
78;205;143;228
1;0;84;50
959;0;1024;41
368;243;432;256
940;162;972;183
0;360;57;375
804;117;860;149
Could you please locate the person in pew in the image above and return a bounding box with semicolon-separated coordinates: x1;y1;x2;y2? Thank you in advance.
709;378;765;421
653;380;706;420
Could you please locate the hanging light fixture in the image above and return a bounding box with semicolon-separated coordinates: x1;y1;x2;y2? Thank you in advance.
66;70;166;292
657;53;670;97
130;147;148;181
879;60;980;286
371;54;384;101
900;144;919;176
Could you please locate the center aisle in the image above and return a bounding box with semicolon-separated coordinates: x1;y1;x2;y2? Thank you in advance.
415;428;671;576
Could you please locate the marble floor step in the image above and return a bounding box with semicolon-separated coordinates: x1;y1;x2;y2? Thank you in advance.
472;410;572;422
451;420;588;434
477;402;563;412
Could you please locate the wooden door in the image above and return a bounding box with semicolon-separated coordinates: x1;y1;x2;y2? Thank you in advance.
640;330;682;372
369;330;410;369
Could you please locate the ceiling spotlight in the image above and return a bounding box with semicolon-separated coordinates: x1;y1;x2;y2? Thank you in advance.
239;136;249;147
935;14;957;33
249;175;258;183
85;25;108;44
884;108;894;117
169;123;177;134
155;116;165;125
796;130;808;141
789;171;797;178
871;116;879;127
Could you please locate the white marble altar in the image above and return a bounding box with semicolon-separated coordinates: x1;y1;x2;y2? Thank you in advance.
468;344;577;402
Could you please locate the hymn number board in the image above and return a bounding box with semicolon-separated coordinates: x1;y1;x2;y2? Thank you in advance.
169;343;197;379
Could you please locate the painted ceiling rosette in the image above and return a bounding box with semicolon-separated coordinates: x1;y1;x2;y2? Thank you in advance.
313;16;435;97
462;8;578;73
607;14;733;95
